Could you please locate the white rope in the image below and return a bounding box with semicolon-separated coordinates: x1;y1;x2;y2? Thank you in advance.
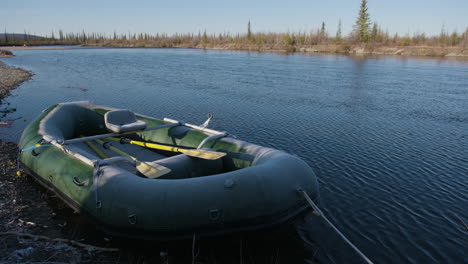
192;233;197;264
298;189;374;264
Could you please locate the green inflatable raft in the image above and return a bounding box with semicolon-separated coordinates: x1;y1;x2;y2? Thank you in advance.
18;101;319;240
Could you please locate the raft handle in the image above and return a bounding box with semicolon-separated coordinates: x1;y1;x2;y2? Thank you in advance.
128;214;137;225
209;209;220;221
197;132;228;149
72;176;89;187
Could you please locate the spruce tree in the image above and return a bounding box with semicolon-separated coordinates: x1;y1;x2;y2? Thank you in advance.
24;30;29;43
353;0;371;43
335;19;342;43
319;22;327;43
202;30;208;44
464;28;468;48
371;23;378;42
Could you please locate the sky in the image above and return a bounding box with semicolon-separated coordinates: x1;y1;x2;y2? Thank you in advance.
2;0;467;37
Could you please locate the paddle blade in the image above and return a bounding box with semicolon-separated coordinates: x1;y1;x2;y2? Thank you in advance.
136;161;171;179
179;149;226;160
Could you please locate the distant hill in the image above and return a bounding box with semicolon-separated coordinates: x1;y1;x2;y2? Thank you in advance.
0;33;46;41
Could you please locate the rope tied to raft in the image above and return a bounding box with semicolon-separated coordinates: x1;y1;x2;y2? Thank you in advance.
19;139;54;153
16;139;54;176
93;160;102;208
297;189;374;264
16;148;22;176
191;233;200;264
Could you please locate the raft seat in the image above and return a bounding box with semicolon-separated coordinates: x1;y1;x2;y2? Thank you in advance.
104;109;146;134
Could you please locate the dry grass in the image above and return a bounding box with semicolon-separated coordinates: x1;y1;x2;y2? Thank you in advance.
2;29;467;57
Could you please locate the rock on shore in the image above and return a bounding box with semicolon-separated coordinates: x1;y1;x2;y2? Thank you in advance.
0;49;13;57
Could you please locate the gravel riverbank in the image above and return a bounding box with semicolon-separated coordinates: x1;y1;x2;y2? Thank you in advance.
0;60;32;127
0;61;32;104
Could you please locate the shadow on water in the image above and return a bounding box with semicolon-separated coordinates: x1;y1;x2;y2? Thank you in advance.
59;208;329;263
58;194;367;264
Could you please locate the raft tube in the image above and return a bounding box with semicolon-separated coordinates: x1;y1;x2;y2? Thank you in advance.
18;101;319;240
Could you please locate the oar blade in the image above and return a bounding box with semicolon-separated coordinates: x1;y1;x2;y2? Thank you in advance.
94;138;171;179
136;161;171;179
179;149;226;160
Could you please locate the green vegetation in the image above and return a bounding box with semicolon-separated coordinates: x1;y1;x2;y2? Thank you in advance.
1;26;467;51
202;30;208;45
335;20;342;44
353;0;371;43
0;1;467;55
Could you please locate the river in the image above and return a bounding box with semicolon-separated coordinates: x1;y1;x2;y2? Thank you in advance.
1;47;467;263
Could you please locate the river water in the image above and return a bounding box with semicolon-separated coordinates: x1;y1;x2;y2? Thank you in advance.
1;48;467;263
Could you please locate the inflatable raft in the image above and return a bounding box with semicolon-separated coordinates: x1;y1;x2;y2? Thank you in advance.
18;101;319;240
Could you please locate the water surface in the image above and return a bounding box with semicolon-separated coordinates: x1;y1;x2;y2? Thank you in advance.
1;48;467;263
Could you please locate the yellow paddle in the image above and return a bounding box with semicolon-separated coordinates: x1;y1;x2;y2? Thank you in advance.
106;137;226;160
84;140;109;159
92;138;171;179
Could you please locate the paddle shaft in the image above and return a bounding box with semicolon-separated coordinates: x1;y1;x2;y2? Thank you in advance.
84;140;109;159
118;138;226;160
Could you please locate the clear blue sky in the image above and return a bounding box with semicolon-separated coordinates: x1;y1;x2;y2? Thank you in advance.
2;0;467;37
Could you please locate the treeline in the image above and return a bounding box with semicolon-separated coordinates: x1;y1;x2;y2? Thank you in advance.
0;0;468;52
1;0;467;50
1;27;467;49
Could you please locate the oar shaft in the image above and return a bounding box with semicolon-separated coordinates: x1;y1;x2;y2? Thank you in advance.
110;137;226;160
95;138;135;161
129;140;222;158
131;140;180;153
84;140;109;159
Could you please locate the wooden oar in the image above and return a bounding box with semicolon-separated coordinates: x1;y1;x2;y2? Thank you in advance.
84;140;109;159
106;137;226;160
83;140;141;175
93;138;171;179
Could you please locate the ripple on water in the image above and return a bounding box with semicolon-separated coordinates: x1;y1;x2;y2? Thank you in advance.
1;48;467;263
